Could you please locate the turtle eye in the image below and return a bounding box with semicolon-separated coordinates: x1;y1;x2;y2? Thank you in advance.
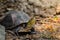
17;23;27;28
22;23;27;28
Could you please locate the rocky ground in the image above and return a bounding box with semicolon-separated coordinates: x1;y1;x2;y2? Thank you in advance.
0;0;60;40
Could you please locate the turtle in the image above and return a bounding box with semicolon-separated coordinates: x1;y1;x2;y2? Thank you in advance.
0;10;31;29
0;10;36;31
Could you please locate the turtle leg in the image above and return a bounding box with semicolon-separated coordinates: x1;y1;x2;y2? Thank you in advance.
14;27;21;39
12;26;20;37
15;27;21;35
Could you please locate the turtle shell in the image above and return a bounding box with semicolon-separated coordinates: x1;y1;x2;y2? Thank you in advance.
0;10;30;29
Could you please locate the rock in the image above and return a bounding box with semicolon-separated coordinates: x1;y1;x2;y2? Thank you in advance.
56;3;60;13
0;25;5;40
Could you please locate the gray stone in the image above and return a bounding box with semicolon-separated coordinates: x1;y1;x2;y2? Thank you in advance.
0;25;5;40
